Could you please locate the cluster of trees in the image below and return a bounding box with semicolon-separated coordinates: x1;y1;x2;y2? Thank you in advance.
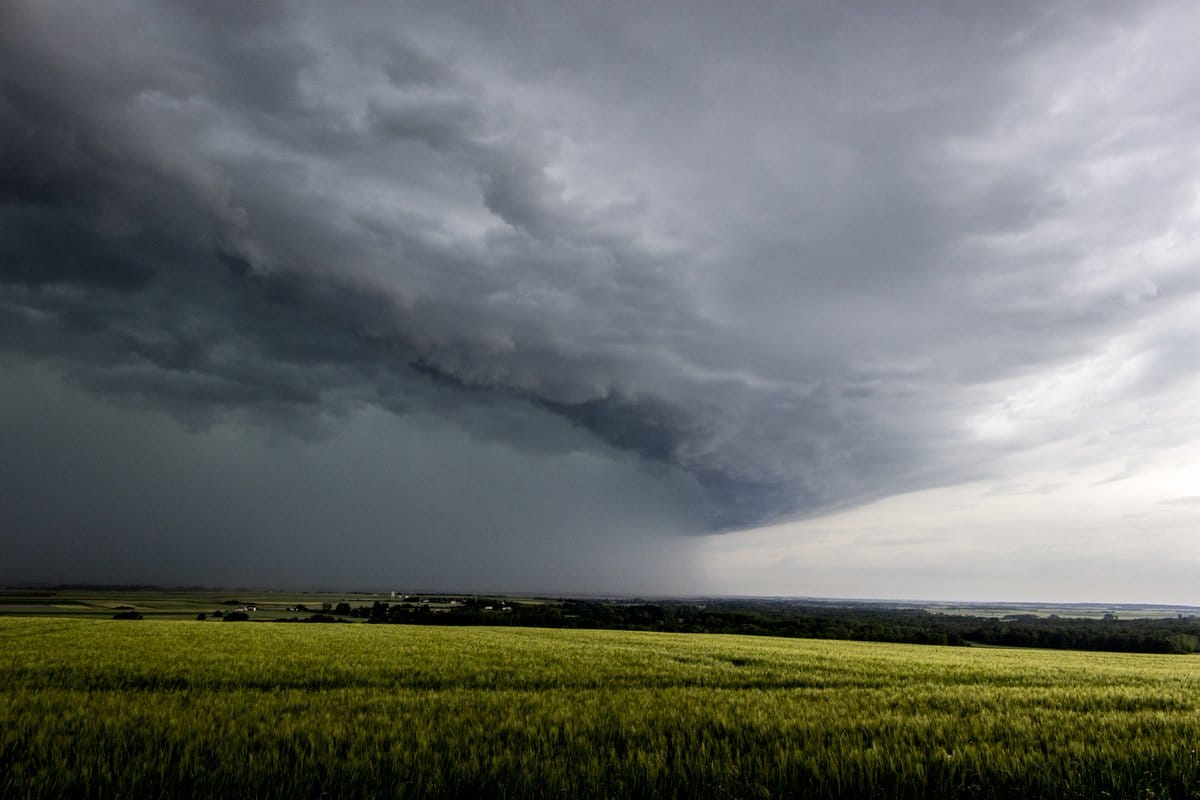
949;618;1200;654
285;597;1200;654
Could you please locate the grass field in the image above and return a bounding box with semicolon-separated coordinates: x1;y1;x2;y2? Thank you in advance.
4;618;1200;798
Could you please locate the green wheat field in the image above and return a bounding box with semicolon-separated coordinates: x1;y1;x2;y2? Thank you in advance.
4;618;1200;799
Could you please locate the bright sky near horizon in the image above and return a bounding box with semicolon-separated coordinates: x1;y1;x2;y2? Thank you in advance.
3;2;1200;602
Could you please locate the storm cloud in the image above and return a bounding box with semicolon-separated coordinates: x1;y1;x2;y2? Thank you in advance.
4;2;1200;593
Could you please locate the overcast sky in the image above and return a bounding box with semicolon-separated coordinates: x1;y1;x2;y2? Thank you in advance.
3;1;1200;602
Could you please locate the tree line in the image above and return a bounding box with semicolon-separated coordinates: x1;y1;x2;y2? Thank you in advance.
276;597;1200;654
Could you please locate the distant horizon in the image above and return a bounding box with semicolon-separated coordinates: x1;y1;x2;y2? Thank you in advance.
8;582;1200;613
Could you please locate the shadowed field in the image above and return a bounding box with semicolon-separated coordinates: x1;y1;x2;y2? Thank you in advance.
3;618;1200;798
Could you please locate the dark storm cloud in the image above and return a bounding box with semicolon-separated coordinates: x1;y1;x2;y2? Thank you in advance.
3;0;1199;556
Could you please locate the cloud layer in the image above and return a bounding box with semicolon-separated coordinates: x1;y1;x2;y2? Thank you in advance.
4;2;1200;590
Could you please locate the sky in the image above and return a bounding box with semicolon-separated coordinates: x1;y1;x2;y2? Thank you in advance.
3;2;1200;602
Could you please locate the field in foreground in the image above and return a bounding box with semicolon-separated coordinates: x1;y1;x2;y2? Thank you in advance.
3;619;1200;799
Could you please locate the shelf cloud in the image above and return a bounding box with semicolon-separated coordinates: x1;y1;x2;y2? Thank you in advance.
4;2;1200;594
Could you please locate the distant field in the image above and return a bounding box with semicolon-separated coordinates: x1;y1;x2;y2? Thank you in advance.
923;601;1200;620
4;619;1200;798
0;589;403;620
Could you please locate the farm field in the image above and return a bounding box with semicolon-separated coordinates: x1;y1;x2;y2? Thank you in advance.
0;588;402;620
4;618;1200;799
